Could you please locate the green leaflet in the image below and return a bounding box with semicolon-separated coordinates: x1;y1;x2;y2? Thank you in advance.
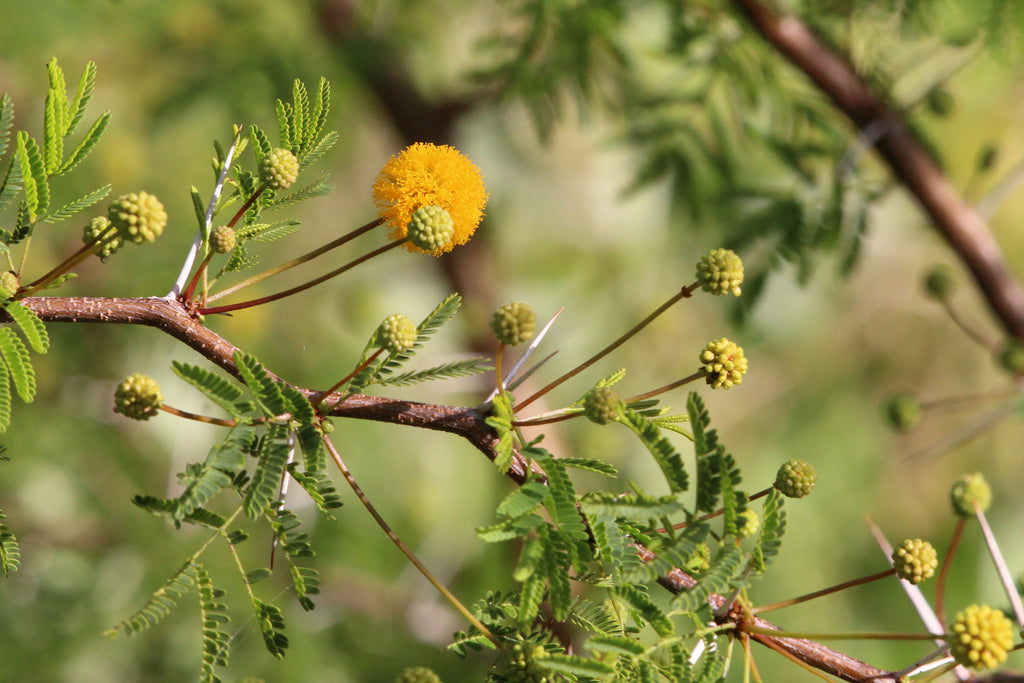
171;361;246;417
0;93;13;160
613;583;673;638
295;423;328;473
538;653;616;677
586;634;646;656
249;124;272;160
0;326;35;402
169;430;249;522
0;507;19;576
104;560;200;637
530;448;588;541
234;351;287;417
243;427;291;518
251;597;288;658
266;507;319;610
65;60;97;137
484;392;516;473
752;489;786;573
56;110;109;175
279;382;315;425
0;359;13;433
517;526;549;629
196;566;230;683
671;545;745;614
236;218;300;242
621;407;689;493
5;301;49;353
263;174;332;210
495;479;549;518
375;357;492;387
40;183;110;224
16;131;48;219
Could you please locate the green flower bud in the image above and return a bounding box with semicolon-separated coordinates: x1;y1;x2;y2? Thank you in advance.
407;205;455;254
774;459;817;498
83;216;122;258
950;472;992;517
260;148;299;190
699;338;748;389
583;386;621;425
499;642;552;683
394;666;443;683
0;271;19;299
926;88;955;117
376;314;418;354
108;192;167;244
882;391;922;432
997;340;1024;375
735;509;760;538
695;248;743;296
492;302;536;346
892;538;937;585
113;373;163;421
948;604;1014;671
210;225;237;254
923;264;956;301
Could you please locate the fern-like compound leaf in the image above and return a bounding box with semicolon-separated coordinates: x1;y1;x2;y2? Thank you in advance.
171;432;248;522
5;301;49;354
513;536;544;582
289;565;320;612
234;351;286;417
0;156;21;214
0;93;13;160
622;407;688;493
0;359;11;433
56;110;109;175
495;479;549;519
251;598;288;658
43;86;64;175
586;634;646;656
0;327;34;402
291;80;309;156
544;530;573;620
560;457;617;477
196;566;230;682
295;423;328;474
279;383;314;425
581;490;685;523
671;545;745;614
538;653;617;677
567;595;623;636
613;583;673;637
236;218;300;242
65;61;97;138
243;428;290;518
0;508;19;576
275;99;293;152
16;132;45;219
249;124;272;161
375;357;492;387
172;361;245;417
752;489;786;572
530;448;588;540
476;512;544;543
41;183;111;224
517;528;548;630
300;130;337;170
265;174;332;210
104;560;200;637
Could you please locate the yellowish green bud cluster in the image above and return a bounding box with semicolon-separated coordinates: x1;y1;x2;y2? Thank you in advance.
394;666;443;683
499;642;551;683
83;216;122;258
700;338;748;389
997;340;1024;374
113;373;163;421
923;264;956;301
686;543;711;574
108;192;167;244
950;472;991;517
891;538;937;585
376;314;418;354
407;205;455;254
0;271;19;299
583;386;621;425
210;225;237;254
696;248;743;296
260;148;299;190
882;391;921;432
735;509;760;538
948;604;1014;671
492;302;536;346
774;459;817;498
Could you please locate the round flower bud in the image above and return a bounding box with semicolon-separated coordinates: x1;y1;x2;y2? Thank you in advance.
696;248;744;296
997;340;1024;375
0;271;19;299
395;666;442;683
113;373;163;421
501;642;551;683
210;225;237;254
699;338;748;389
376;314;418;355
950;472;992;517
948;604;1014;671
735;509;760;538
406;205;456;254
774;459;817;499
108;191;167;244
260;148;299;190
583;386;621;425
926;88;955;117
892;538;937;585
923;264;956;301
686;543;711;574
882;391;921;432
492;302;536;346
83;216;122;258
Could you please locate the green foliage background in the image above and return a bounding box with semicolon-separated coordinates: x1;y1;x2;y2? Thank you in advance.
1;1;1023;680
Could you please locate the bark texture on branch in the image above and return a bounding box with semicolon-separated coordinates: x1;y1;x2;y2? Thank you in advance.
733;0;1024;340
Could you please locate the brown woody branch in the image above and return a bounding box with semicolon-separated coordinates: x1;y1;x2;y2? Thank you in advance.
18;294;904;681
732;0;1024;340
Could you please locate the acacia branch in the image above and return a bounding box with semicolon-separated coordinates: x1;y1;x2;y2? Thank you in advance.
732;0;1024;340
18;293;905;680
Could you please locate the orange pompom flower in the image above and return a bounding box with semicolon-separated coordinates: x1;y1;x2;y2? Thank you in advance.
372;142;488;255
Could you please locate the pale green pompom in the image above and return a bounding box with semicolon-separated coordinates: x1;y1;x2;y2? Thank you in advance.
492;302;536;346
260;148;299;190
696;248;743;296
108;192;167;244
376;314;418;354
892;538;937;585
407;205;455;254
113;373;163;421
699;338;748;389
210;225;237;254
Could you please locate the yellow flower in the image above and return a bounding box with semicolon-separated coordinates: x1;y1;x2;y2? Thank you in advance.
372;143;488;254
